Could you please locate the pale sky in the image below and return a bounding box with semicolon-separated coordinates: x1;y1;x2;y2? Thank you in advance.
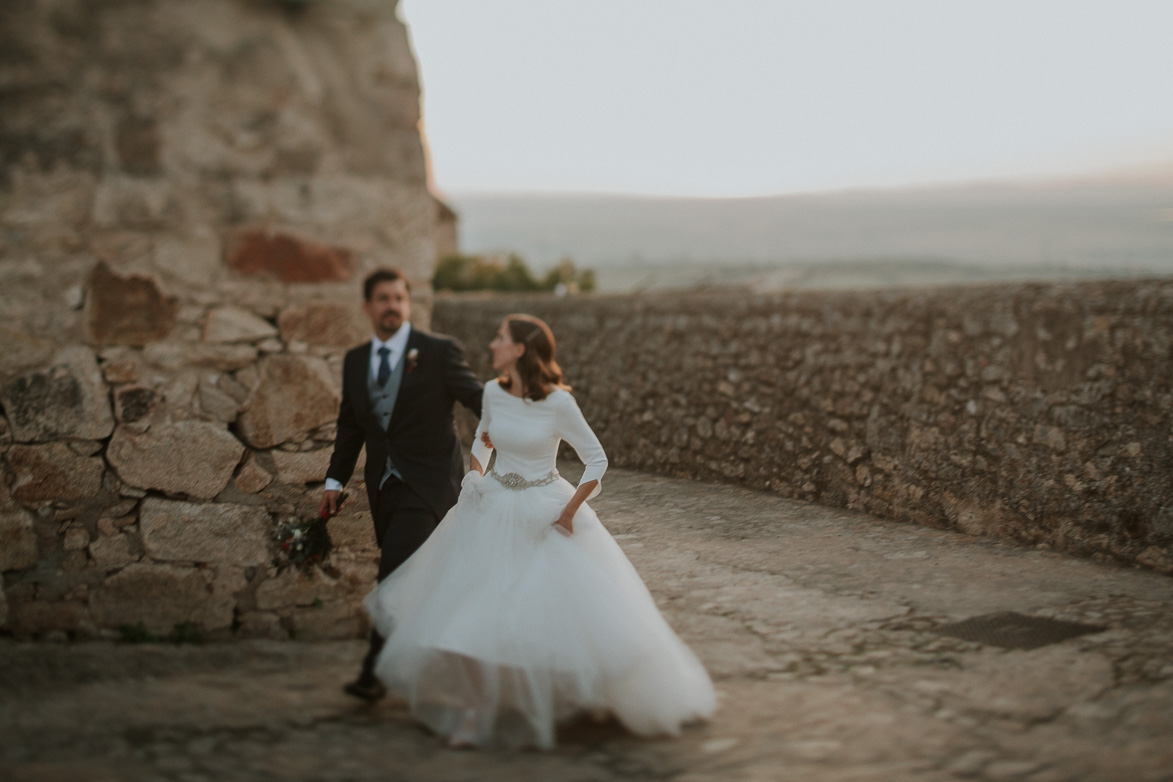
399;0;1173;198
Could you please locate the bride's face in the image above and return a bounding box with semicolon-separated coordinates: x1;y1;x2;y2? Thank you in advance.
489;322;525;371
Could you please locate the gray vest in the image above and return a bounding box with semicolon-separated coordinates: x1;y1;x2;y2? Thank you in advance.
368;348;406;488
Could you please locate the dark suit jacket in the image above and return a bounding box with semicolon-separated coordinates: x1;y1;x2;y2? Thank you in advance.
327;327;483;520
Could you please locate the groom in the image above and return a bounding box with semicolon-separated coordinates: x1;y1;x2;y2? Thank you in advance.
321;267;483;701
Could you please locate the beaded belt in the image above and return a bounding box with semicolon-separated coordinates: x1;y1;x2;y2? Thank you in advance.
489;469;560;490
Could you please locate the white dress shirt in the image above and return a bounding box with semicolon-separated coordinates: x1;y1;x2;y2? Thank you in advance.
325;324;412;493
368;322;412;384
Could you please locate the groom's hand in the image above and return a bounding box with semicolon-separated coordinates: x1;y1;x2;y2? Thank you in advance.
320;489;341;519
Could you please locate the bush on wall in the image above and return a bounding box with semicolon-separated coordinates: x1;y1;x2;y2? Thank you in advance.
434;254;595;293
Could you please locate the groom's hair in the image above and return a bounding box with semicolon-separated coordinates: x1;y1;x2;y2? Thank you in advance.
363;268;412;300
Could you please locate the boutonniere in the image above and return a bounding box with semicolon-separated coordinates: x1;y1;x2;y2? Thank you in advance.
406;347;419;373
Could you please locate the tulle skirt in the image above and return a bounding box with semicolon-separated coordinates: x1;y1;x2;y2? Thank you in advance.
362;471;716;749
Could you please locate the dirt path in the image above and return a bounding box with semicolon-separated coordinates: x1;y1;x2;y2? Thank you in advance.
3;468;1171;781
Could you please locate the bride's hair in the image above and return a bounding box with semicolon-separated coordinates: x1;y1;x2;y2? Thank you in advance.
498;314;570;401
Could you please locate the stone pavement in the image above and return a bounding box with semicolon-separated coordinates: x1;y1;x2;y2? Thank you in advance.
2;468;1172;782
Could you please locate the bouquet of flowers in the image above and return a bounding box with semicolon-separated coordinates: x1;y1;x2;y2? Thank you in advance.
272;491;344;570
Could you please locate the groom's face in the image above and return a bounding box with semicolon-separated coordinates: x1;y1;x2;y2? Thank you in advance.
364;279;411;339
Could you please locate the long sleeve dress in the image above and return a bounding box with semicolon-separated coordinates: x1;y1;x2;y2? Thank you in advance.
362;379;716;748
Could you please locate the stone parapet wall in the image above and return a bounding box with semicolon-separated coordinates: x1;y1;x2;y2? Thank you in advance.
434;280;1173;575
0;0;434;639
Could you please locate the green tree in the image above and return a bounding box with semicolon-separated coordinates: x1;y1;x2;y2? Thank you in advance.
543;258;596;293
499;255;542;291
433;253;595;293
432;255;472;291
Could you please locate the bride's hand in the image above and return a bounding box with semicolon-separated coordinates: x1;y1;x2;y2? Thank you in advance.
552;511;574;537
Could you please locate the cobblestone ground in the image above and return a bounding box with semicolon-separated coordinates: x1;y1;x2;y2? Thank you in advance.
3;468;1172;782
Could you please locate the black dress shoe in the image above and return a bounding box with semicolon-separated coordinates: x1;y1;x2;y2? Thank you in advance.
343;676;387;702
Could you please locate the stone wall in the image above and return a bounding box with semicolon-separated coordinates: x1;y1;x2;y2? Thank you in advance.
434;280;1173;575
0;0;438;638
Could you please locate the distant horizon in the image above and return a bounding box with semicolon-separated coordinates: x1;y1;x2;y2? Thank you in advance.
435;162;1173;203
441;173;1173;286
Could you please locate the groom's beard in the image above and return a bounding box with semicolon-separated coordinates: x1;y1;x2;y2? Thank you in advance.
380;311;404;332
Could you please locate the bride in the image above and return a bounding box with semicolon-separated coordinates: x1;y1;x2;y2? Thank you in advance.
362;314;715;749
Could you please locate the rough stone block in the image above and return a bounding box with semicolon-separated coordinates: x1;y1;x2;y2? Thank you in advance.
272;449;332;485
236;610;289;640
140;498;271;566
330;551;379;587
96;516;117;537
325;511;376;552
1136;546;1172;574
90;231;152;267
68;440;102;457
89;533;139;572
255;568;340;611
199;566;247;632
277;301;368;347
234;453;273;494
84;261;177;346
113;385;158;423
152;233;222;289
62;526;89;550
100;358;141;384
0;509;38;571
107;421;244;500
1;346;114;442
91;179;179;231
115;115;161;176
226;229;353;283
0;325;53;385
197;379;240;423
202;306;278;344
97;513;136;536
89;563;210;635
288;599;363;640
60;550;89;572
8;600;89;637
8;443;105;503
236;354;339;449
143;342;258;371
217;372;251;404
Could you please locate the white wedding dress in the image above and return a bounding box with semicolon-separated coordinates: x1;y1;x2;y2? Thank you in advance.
362;379;716;748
